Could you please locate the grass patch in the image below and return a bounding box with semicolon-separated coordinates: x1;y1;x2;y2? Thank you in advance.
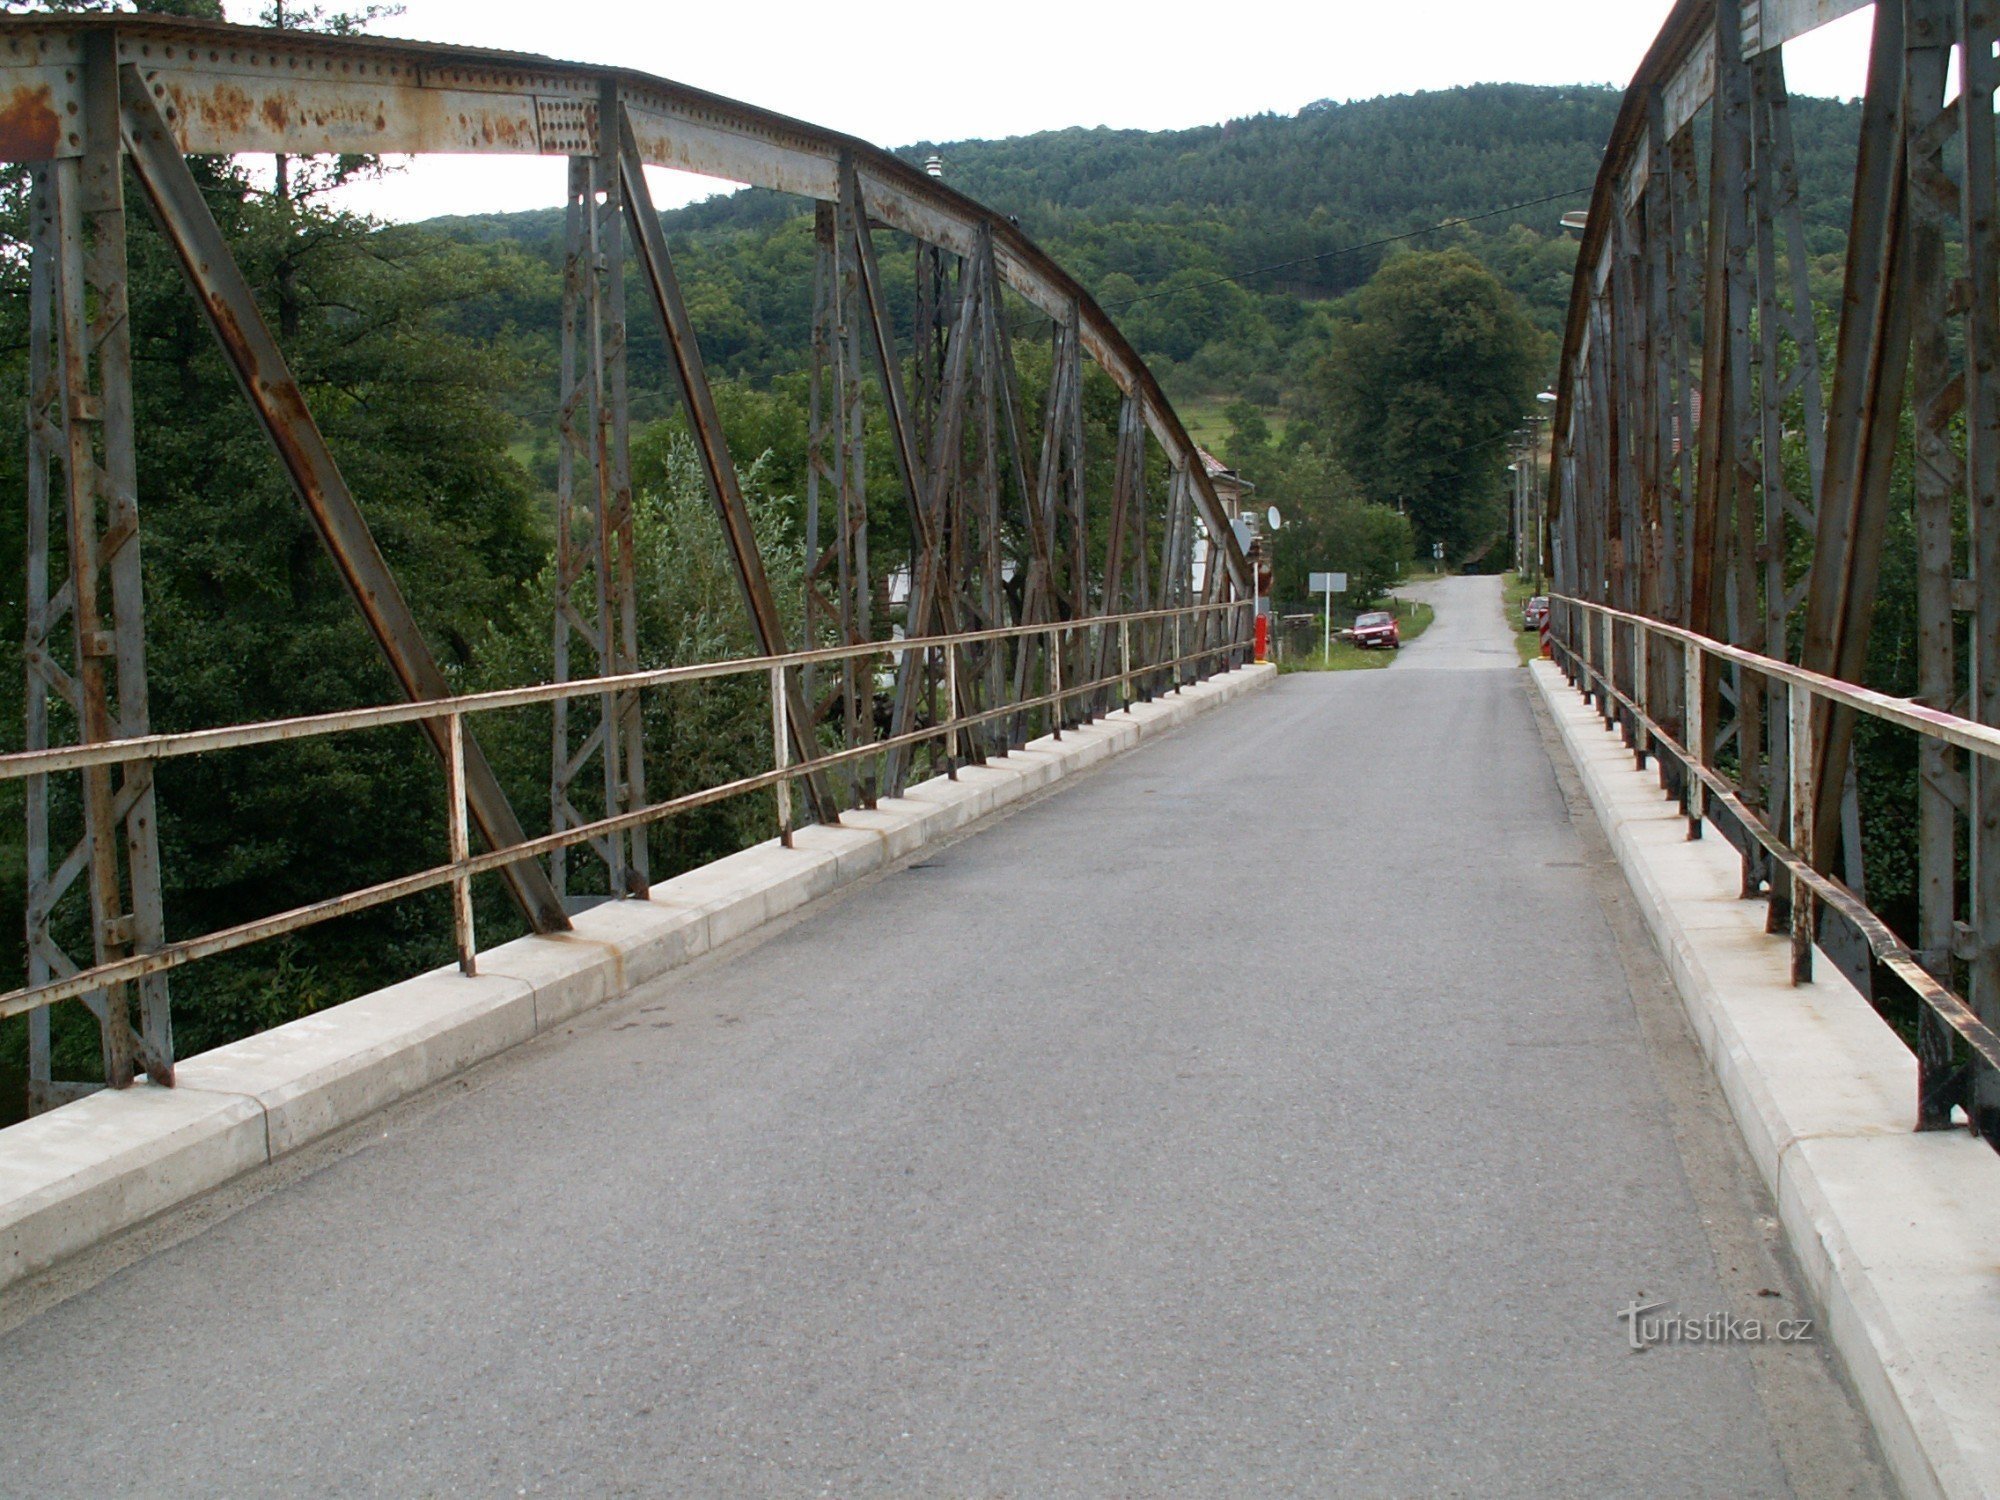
1279;598;1434;672
1504;570;1546;666
1177;395;1287;454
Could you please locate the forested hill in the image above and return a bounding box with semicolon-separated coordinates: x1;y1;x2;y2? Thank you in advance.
428;82;1862;415
681;84;1620;296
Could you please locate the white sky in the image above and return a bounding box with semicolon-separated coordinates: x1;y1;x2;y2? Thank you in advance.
216;0;1881;224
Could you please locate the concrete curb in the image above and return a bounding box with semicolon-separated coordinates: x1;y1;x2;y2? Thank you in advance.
0;664;1275;1295
1531;659;2000;1500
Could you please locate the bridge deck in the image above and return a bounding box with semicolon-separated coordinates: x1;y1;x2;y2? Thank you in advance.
1;579;1887;1496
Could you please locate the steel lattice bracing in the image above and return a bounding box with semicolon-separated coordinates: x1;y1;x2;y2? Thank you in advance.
1549;0;2000;1135
0;16;1252;1107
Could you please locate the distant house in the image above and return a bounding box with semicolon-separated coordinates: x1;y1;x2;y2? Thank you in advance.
1199;448;1255;522
1193;448;1258;596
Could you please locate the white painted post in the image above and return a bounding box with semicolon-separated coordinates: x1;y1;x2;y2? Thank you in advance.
1789;681;1815;984
945;640;959;780
1581;606;1596;708
770;663;793;847
1633;621;1650;769
1684;640;1705;837
445;711;476;977
1049;627;1063;740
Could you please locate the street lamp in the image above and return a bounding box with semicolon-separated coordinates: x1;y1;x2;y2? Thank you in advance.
1520;392;1559;592
1507;461;1524;578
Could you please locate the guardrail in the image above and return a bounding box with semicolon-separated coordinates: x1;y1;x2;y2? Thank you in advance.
3;601;1249;1040
1548;593;2000;1130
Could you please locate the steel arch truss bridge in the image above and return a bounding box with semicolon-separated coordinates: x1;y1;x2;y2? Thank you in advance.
0;16;1252;1109
1548;0;2000;1135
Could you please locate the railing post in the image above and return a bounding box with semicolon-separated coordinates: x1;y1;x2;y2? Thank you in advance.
1683;639;1705;839
1119;619;1132;711
1788;681;1815;984
1049;627;1063;740
1173;612;1183;693
445;711;476;977
1605;616;1621;734
770;662;793;848
944;640;959;781
1581;607;1597;707
1633;621;1650;770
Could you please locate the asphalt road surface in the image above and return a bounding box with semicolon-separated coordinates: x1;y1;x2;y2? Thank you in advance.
0;577;1891;1497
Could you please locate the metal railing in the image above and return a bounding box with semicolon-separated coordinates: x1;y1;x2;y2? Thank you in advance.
1;600;1251;1032
1547;594;2000;1129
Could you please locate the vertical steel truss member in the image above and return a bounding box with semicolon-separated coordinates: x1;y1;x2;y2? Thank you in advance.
614;105;836;824
1798;1;1916;871
117;62;569;937
984;246;1059;743
804;200;872;795
1955;0;2000;1127
1695;0;1768;893
882;233;981;793
23;34;172;1104
551;148;647;901
1097;397;1152;706
1157;464;1197;694
1906;0;1972;1122
1751;46;1830;920
832;158;937;778
1050;306;1091;713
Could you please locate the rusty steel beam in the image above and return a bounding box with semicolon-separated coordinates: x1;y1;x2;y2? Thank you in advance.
118;61;570;936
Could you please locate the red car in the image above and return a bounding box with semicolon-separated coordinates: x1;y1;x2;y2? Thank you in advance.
1350;609;1401;650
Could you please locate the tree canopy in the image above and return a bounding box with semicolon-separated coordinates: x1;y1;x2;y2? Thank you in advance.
1321;249;1542;557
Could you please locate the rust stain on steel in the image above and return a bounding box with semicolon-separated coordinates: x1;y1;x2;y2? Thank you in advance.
0;84;61;159
174;79;253;135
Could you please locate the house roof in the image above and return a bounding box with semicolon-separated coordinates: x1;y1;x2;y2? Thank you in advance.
1197;448;1256;492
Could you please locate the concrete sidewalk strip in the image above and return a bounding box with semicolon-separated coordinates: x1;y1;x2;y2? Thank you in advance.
1531;659;2000;1500
0;663;1273;1295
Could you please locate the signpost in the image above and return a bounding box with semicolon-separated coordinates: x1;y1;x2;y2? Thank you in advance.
1309;571;1347;658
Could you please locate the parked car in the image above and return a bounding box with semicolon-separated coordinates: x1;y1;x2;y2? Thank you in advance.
1523;595;1550;631
1350;609;1400;650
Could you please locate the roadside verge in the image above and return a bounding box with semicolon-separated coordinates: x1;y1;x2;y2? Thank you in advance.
0;664;1275;1296
1530;659;2000;1500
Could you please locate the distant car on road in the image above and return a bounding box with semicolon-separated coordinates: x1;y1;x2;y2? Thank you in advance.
1350;609;1400;650
1523;596;1550;631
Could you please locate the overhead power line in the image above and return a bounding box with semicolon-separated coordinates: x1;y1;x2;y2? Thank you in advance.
1101;187;1589;312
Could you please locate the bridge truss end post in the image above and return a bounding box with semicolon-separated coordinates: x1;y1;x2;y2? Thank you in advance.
1787;682;1815;985
1683;640;1706;840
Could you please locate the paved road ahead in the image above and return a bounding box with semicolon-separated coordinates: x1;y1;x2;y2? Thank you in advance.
2;578;1889;1496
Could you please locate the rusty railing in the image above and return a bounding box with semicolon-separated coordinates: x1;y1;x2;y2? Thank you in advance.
0;600;1251;1049
1547;595;2000;1131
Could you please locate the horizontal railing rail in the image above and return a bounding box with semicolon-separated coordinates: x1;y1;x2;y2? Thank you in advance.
1547;594;2000;1129
2;601;1251;1028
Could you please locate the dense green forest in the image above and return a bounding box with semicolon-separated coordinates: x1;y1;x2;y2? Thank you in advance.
432;83;1863;410
0;62;1872;1106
